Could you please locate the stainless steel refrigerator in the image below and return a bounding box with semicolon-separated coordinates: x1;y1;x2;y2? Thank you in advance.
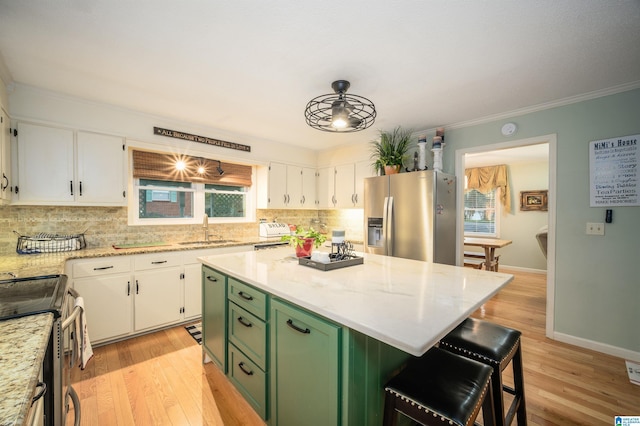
364;170;456;264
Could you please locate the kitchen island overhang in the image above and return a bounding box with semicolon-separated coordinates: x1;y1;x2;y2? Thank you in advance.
198;247;513;357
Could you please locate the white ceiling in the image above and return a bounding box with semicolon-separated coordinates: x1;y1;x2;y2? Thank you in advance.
1;1;639;151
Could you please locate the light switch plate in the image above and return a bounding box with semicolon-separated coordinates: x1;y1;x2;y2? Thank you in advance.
586;222;605;235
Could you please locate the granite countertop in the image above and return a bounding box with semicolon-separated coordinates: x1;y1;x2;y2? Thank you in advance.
0;236;267;278
199;248;514;356
0;314;54;426
0;237;264;426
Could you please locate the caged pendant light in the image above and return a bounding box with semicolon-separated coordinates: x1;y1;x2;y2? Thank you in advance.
304;80;376;132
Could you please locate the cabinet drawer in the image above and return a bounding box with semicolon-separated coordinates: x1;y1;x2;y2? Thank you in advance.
134;253;181;270
228;343;268;420
228;302;267;370
228;278;267;320
72;257;131;278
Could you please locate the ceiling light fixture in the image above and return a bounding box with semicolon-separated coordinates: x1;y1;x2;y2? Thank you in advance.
304;80;376;132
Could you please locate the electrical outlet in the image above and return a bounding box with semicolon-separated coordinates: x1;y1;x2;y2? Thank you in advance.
586;222;605;235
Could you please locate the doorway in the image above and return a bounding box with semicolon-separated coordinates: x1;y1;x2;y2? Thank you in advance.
455;134;557;338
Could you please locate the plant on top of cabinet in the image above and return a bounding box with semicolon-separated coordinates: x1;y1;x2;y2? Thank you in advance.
370;126;412;175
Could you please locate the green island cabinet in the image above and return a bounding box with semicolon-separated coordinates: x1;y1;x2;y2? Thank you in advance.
202;266;227;371
201;266;411;426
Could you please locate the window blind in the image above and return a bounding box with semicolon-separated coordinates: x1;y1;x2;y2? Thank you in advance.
132;150;252;186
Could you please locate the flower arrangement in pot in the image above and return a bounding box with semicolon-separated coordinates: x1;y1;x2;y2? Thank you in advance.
280;227;327;257
370;126;413;175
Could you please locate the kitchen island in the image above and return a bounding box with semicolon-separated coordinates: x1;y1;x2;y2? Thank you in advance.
199;248;513;425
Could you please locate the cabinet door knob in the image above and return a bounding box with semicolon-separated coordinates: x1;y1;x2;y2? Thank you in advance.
286;319;310;334
206;275;218;282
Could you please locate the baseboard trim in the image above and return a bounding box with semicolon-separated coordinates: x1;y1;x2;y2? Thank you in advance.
499;265;547;274
553;331;640;362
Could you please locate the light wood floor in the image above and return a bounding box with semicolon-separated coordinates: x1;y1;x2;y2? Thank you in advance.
68;269;640;425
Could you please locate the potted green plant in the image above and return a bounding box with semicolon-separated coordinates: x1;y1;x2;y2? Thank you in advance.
370;126;413;175
280;227;327;257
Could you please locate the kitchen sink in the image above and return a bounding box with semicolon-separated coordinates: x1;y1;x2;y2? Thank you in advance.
177;240;238;245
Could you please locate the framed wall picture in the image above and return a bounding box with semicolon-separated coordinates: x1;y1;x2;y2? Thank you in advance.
520;190;548;211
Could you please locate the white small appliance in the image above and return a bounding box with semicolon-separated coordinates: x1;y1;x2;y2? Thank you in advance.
259;222;290;238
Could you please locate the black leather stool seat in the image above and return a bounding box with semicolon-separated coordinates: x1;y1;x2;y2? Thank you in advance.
439;318;527;426
383;347;496;426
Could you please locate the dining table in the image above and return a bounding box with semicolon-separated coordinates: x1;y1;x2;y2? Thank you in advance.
464;237;513;271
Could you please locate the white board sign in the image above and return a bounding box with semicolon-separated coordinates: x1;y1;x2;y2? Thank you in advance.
589;134;639;207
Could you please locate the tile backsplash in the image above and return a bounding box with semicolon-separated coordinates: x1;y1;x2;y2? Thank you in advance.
0;206;364;255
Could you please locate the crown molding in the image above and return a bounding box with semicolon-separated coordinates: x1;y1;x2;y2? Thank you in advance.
446;81;640;130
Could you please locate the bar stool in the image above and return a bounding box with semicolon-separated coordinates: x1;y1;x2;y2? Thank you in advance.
383;346;496;426
439;318;527;426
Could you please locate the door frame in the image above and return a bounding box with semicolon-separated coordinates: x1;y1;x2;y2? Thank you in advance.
454;133;557;338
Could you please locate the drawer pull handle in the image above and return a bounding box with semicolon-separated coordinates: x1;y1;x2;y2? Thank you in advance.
93;265;114;271
238;362;254;376
286;319;310;334
238;291;253;301
237;316;252;327
151;260;168;264
206;275;218;282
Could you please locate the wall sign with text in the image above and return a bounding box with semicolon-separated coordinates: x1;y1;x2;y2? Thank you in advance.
153;127;251;152
589;134;638;207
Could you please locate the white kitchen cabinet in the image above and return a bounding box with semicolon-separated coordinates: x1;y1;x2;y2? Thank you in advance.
353;160;374;208
183;263;204;320
267;162;316;209
134;267;183;331
268;162;288;208
334;163;355;208
0;108;11;202
300;167;316;209
16;122;74;203
68;257;133;343
76;131;126;204
133;252;182;331
316;166;334;209
316;161;374;209
14;122;126;205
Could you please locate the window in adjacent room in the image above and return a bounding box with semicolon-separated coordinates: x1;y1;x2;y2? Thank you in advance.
463;188;500;237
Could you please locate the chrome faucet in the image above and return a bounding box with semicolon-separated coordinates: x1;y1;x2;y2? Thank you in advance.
203;214;210;242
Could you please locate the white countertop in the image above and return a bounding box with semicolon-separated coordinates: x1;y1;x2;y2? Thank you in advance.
199;248;514;356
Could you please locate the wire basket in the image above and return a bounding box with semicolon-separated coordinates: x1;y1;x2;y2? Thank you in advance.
15;231;86;254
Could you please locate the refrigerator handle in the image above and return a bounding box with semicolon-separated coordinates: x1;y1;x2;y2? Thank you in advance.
385;196;394;256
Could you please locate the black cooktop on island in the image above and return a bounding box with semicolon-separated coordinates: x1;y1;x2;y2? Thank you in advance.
0;275;68;321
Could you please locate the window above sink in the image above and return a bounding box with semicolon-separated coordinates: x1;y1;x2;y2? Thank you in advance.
128;150;256;226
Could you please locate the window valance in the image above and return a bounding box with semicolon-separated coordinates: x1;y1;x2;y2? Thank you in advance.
465;165;511;213
132;150;252;186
